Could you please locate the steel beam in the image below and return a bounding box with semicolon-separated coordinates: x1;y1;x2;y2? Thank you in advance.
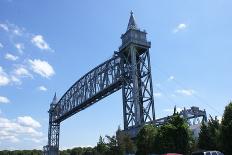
44;12;156;154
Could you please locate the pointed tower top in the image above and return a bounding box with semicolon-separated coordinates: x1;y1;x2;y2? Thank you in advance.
174;105;177;114
52;92;57;104
127;11;138;31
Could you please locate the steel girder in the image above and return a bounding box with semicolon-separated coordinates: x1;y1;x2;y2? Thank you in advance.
180;106;207;126
43;103;60;155
44;13;156;154
45;44;156;152
121;45;155;133
52;55;123;123
155;106;207;126
50;45;155;128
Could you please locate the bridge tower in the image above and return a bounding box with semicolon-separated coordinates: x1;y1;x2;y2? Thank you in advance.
120;11;155;137
43;12;155;154
43;93;60;155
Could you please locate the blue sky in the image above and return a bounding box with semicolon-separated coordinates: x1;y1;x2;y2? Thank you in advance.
0;0;232;150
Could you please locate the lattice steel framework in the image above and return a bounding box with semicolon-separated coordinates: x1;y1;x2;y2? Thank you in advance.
43;12;155;155
155;106;207;126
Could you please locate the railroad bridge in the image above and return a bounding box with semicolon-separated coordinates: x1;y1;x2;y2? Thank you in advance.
43;12;155;155
43;12;207;155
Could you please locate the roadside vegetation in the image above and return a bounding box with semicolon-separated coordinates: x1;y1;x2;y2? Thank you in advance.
0;102;231;155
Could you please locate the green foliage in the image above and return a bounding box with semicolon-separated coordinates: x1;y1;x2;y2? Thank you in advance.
135;114;194;154
94;128;135;155
95;136;108;154
116;127;135;154
198;122;211;150
104;135;121;155
208;116;220;150
0;150;42;155
60;147;97;155
198;115;224;152
136;124;157;155
221;101;232;154
154;114;194;154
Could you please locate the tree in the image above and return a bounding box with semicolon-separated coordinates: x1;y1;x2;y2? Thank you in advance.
198;122;211;150
105;135;121;155
198;115;221;151
96;136;108;155
155;114;194;154
221;102;232;154
208;116;220;150
136;124;157;155
116;127;135;154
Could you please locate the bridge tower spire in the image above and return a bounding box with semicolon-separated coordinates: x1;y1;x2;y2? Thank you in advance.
120;11;155;137
127;11;138;30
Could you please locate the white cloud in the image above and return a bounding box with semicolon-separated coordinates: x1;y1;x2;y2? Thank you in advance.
13;28;22;36
0;135;19;143
0;66;10;86
29;59;55;78
173;23;187;33
0;23;9;31
5;53;18;61
154;92;162;97
31;35;51;51
168;75;175;81
171;94;176;97
175;89;196;96
17;116;41;128
9;66;32;85
0;116;44;144
164;107;183;113
38;85;47;91
24;137;46;143
15;43;24;54
10;76;21;85
3;22;24;36
0;22;55;89
14;67;32;78
0;96;10;104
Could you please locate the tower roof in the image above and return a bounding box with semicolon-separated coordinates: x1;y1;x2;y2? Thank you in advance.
52;92;57;104
127;11;138;31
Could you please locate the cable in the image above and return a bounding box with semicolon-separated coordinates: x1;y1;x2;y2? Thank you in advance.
153;65;222;116
155;85;179;111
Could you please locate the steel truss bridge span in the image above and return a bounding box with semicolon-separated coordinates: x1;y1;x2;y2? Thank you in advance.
44;12;155;155
53;55;122;123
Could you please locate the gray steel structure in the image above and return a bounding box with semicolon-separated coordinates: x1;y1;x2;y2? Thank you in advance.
155;106;207;126
43;12;155;155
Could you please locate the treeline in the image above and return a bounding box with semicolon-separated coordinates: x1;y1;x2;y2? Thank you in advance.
60;102;232;155
198;101;232;154
59;113;194;155
1;102;232;155
0;150;42;155
59;131;135;155
60;147;97;155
